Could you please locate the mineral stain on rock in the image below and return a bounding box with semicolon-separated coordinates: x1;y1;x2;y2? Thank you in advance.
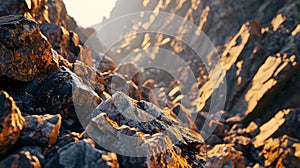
0;91;25;158
0;15;58;82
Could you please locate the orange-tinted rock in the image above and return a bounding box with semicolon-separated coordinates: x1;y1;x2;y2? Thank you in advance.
20;114;62;148
206;144;247;168
0;15;58;82
253;109;300;148
0;91;25;158
259;135;300;167
0;147;42;168
96;55;117;73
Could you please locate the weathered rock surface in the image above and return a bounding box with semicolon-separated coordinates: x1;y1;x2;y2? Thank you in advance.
0;15;58;82
20;114;62;148
45;139;119;168
0;91;25;158
36;66;101;120
40;23;92;66
87;92;206;168
206;144;247;168
0;146;43;168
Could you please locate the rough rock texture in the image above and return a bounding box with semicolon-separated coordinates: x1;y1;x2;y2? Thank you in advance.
0;146;43;168
0;15;58;82
206;144;247;168
45;139;119;168
87;92;206;168
20;114;62;148
0;91;25;158
0;0;77;31
36;66;101;120
39;23;92;66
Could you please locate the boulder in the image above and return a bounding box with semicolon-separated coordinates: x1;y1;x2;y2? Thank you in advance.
0;91;25;158
0;15;58;82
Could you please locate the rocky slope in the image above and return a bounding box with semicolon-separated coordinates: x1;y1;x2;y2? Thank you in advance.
0;0;299;168
96;0;300;167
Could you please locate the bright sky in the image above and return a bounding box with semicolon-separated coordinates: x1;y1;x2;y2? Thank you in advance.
63;0;117;27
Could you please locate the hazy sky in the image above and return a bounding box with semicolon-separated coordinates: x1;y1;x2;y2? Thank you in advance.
63;0;117;27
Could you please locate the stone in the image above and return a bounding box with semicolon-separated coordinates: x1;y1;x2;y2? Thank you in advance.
104;73;142;101
115;62;140;86
20;114;62;148
87;92;206;167
45;132;81;159
259;135;300;167
36;66;101;123
0;91;25;158
0;15;58;82
96;55;117;73
206;144;247;168
45;139;119;168
40;23;92;66
0;0;31;17
253;109;300;148
0;146;43;168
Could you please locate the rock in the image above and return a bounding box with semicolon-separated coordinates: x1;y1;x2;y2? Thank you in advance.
0;15;58;82
0;0;30;17
73;61;105;90
206;134;223;146
19;114;62;148
36;66;101;122
223;135;251;152
96;55;117;73
0;91;25;158
45;132;81;159
104;73;142;100
39;23;92;66
259;135;300;167
0;0;77;31
0;146;43;168
87;92;206;167
45;139;119;168
206;144;247;168
253;109;300;148
115;62;140;86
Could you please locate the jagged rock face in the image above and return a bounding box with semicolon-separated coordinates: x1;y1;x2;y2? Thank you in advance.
96;0;300;167
20;114;62;148
87;92;206;168
206;144;247;167
0;91;25;158
39;23;93;66
0;15;58;82
0;0;77;31
36;66;101;120
45;139;119;168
